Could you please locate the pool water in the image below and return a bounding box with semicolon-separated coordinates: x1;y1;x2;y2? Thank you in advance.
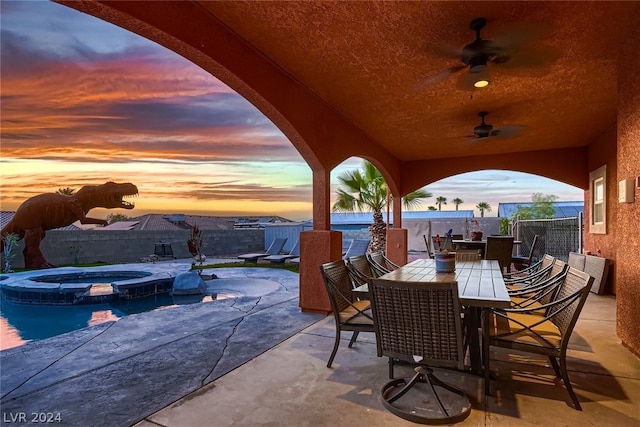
0;292;237;351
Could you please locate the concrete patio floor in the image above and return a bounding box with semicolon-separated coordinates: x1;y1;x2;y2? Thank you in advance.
2;262;639;426
137;291;640;427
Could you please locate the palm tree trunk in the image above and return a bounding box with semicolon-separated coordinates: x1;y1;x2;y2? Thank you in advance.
369;210;386;253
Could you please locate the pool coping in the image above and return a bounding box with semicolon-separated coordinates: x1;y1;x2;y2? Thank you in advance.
0;262;188;291
0;263;190;303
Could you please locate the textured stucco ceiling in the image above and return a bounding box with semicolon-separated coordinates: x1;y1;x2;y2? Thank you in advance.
196;1;637;161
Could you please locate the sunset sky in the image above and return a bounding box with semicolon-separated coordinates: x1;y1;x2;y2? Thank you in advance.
0;1;583;221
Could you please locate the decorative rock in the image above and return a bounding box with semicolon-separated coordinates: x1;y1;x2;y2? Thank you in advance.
171;271;207;295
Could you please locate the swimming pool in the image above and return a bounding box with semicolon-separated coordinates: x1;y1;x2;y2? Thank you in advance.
0;262;190;349
0;291;230;350
0;263;282;350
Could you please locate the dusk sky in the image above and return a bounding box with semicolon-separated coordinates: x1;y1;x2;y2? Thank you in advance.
0;1;583;221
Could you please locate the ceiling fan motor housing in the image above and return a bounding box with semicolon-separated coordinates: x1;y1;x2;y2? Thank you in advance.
474;124;493;138
474;111;493;137
462;39;496;73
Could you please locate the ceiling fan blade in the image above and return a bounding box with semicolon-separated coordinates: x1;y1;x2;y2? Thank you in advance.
492;22;547;51
497;45;561;69
491;125;525;139
415;64;466;90
491;22;559;68
425;42;464;59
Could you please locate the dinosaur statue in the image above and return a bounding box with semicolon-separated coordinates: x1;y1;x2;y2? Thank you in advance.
1;181;138;270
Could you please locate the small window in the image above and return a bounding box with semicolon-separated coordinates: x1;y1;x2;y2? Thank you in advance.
589;165;606;234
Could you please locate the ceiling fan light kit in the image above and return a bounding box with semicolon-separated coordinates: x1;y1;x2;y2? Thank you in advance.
462;18;493;88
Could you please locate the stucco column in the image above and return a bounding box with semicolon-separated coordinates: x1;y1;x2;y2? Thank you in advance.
299;168;342;313
386;192;408;266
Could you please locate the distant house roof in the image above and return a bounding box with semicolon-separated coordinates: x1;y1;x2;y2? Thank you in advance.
329;210;474;226
0;211;295;232
401;210;475;220
228;215;296;228
95;221;141;231
0;211;81;231
498;201;584;219
124;214;235;231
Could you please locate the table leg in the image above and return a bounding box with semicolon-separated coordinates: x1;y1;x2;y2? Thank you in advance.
483;308;491;395
466;307;482;374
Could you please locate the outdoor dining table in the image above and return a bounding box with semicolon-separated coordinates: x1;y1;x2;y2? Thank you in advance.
352;258;511;374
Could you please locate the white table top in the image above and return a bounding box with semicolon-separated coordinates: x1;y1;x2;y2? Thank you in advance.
361;258;511;309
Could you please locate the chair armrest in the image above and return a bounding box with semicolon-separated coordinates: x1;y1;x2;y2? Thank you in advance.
502;259;542;277
496;287;584;316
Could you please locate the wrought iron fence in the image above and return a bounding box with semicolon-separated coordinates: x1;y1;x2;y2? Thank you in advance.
513;214;583;262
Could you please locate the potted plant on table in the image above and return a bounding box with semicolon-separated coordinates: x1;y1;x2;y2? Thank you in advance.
471;220;483;241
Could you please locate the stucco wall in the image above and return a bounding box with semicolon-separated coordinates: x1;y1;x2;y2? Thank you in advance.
2;229;264;269
584;125;618;294
616;24;640;358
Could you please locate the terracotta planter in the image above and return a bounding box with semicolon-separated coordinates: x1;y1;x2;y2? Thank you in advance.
471;231;483;241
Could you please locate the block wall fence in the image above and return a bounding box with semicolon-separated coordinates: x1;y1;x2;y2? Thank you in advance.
2;229;264;269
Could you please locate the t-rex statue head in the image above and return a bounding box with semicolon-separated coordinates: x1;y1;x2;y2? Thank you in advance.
75;181;139;210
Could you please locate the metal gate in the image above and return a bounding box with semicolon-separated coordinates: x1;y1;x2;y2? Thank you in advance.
513;214;583;262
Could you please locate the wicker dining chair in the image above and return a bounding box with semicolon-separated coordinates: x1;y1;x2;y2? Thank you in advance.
512;235;541;271
484;267;594;410
368;278;472;424
504;255;559;291
454;249;482;262
508;261;569;313
367;251;400;276
319;260;375;368
346;255;375;287
484;236;515;274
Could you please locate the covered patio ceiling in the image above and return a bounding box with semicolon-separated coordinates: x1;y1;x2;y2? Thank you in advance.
60;1;639;193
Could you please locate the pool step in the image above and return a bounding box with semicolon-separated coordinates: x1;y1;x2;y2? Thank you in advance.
88;283;117;297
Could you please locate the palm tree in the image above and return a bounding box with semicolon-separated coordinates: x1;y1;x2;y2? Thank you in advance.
57;187;75;196
435;196;447;210
452;198;463;211
333;160;431;252
476;202;492;217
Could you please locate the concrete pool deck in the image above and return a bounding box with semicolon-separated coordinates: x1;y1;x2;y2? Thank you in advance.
0;261;324;426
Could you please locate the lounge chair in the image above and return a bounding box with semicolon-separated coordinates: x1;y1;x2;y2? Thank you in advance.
263;239;299;267
342;239;353;256
342;238;370;259
237;237;287;264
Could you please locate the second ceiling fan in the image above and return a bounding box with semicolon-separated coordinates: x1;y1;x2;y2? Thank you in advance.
468;111;524;140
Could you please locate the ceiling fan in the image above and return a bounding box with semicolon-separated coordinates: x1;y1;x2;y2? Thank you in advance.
468;111;524;140
418;17;556;90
